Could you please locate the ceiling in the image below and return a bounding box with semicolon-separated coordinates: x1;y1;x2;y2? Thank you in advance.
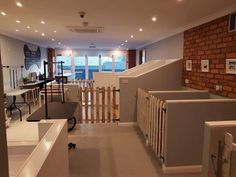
0;0;236;50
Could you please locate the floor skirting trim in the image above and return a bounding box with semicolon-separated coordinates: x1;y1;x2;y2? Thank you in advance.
162;164;202;174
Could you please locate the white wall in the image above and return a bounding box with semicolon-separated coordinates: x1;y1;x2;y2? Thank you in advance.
0;34;47;91
144;33;184;61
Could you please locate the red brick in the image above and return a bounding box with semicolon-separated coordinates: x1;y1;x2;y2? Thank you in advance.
223;86;233;92
218;32;228;38
217;43;227;48
201;55;208;60
226;53;236;58
206;40;213;45
210;24;218;30
215;64;224;69
209;35;217;40
213;38;222;44
214;28;223;34
205;50;212;55
215;74;223;79
224;75;234;81
228;93;236;98
198;51;205;55
212;60;220;64
223;37;232;42
228;81;236;87
215;54;225;59
227;41;236;47
211;69;219;74
209;64;215;69
199;42;205;47
218;20;228;27
201;46;209;50
212;49;221;54
210;79;218;84
208;54;216;59
207;74;214;78
209;44;217;49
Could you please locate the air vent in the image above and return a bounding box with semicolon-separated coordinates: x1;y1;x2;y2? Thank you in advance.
89;45;96;49
66;26;104;34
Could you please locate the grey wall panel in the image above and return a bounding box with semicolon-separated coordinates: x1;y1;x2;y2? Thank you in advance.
149;90;210;100
165;100;236;167
119;59;182;122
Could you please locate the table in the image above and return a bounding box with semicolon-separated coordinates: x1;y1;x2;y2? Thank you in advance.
5;89;31;121
20;80;45;89
27;102;77;131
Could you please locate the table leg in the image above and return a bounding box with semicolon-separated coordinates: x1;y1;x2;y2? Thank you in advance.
12;96;22;121
23;93;31;115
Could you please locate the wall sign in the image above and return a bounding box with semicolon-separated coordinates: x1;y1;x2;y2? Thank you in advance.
186;60;192;71
226;59;236;74
201;60;209;72
24;45;41;70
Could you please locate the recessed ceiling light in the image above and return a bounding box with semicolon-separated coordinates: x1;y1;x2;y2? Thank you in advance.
139;28;143;32
131;35;134;38
15;29;19;32
26;25;30;29
41;20;45;24
125;40;128;43
41;33;45;36
35;29;38;33
58;42;61;45
52;38;55;41
152;17;157;21
16;20;21;23
177;0;183;2
121;43;124;46
53;30;57;33
16;2;23;7
1;12;6;16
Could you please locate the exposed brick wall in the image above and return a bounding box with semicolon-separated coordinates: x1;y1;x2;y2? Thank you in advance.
183;15;236;98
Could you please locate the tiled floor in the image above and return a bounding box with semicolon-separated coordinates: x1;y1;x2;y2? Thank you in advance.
68;124;201;177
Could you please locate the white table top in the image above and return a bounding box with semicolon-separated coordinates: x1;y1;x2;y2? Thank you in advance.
20;80;44;87
5;89;31;96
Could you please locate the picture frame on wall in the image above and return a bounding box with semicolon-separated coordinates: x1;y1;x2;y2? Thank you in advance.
201;60;209;72
226;59;236;74
186;60;192;71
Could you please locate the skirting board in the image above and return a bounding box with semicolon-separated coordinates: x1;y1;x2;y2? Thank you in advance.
118;122;137;127
162;164;202;174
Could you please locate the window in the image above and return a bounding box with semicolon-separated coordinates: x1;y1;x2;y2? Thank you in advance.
101;56;113;72
229;12;236;32
114;55;126;72
88;56;99;80
74;56;86;80
57;51;127;80
56;56;73;80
